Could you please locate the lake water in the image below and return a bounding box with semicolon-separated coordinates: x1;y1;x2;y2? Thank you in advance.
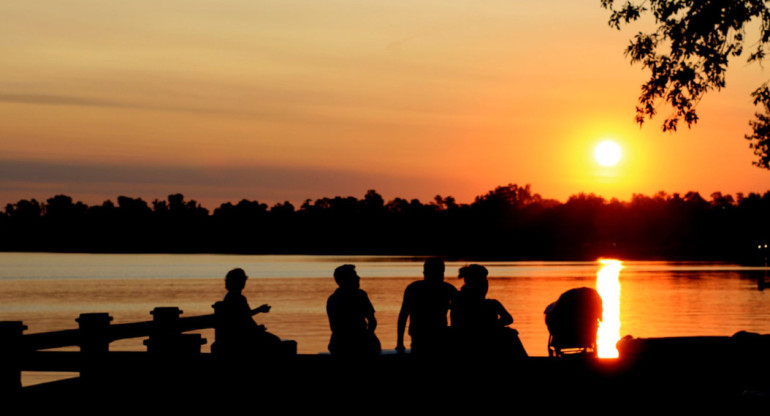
1;253;768;384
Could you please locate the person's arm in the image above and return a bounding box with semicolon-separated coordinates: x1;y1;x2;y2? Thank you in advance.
396;303;408;352
494;300;514;326
363;292;377;332
396;287;412;352
326;297;337;334
251;304;271;315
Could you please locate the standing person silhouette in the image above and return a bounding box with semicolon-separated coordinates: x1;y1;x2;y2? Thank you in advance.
396;258;458;355
326;264;381;357
212;267;281;355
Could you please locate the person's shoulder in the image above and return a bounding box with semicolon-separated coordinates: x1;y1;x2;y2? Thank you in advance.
441;281;459;293
354;289;374;310
357;289;375;304
224;292;246;302
327;289;342;303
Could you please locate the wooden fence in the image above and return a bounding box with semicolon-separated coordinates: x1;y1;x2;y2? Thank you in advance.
0;306;249;393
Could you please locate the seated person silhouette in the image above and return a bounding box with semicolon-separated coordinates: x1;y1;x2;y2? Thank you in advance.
326;264;381;357
212;268;281;356
396;257;458;355
544;287;603;357
450;264;527;358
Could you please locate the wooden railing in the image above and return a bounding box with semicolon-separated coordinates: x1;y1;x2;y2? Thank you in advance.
0;306;223;393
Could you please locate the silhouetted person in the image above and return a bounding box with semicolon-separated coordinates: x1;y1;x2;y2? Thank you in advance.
212;267;281;356
544;287;603;357
396;258;457;355
326;264;381;357
450;264;527;358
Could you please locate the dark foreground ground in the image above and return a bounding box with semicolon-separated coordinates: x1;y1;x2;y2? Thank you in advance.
12;342;770;414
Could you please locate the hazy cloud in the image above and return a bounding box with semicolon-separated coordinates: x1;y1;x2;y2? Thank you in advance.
0;91;445;127
0;93;127;108
0;92;242;116
0;159;460;208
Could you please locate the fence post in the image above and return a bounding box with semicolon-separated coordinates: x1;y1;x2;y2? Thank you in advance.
76;313;113;382
144;307;205;356
77;313;113;355
0;321;27;393
144;307;182;355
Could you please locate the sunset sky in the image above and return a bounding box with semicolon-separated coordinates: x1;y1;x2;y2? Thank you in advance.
2;1;770;209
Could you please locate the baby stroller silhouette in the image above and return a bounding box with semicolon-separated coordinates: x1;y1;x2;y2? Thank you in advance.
544;287;603;357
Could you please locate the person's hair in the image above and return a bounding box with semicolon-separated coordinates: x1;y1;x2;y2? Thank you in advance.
333;264;356;286
423;257;445;273
458;264;488;280
225;268;248;291
423;258;445;282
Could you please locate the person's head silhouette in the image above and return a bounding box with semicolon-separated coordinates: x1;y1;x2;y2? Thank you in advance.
225;268;248;293
333;264;360;290
423;257;445;284
458;264;487;282
458;264;489;300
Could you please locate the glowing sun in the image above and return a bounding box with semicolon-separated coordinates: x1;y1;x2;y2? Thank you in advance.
594;140;622;167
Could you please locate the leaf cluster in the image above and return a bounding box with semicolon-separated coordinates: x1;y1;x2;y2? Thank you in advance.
602;0;770;167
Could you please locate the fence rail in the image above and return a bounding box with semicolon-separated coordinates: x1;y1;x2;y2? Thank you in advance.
1;306;218;393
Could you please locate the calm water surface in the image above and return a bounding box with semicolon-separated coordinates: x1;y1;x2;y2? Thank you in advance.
1;253;768;383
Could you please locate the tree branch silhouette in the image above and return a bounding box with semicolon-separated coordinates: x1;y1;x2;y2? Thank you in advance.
601;0;770;167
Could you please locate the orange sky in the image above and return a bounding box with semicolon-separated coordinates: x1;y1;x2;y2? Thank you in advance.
2;1;770;209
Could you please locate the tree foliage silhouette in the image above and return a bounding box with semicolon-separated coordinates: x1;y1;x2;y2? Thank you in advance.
601;0;770;167
1;186;770;261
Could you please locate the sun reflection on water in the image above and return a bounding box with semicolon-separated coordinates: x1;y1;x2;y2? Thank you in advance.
596;259;622;358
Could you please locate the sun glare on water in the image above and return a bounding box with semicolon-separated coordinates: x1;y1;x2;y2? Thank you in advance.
596;259;622;358
594;140;622;167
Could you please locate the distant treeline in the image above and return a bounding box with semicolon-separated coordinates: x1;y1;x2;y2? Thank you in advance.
2;184;770;262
